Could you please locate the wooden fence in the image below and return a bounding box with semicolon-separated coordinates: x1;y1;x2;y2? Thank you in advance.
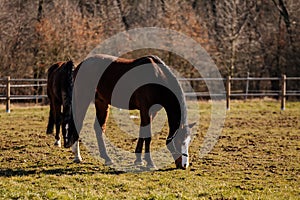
178;74;300;110
1;75;300;112
0;77;47;113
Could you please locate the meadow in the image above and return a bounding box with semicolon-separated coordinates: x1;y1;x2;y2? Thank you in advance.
0;100;299;199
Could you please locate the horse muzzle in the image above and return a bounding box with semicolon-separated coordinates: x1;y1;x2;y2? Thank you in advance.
175;155;190;170
175;157;185;170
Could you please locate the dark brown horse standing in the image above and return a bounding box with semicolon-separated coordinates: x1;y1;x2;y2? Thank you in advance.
46;60;81;162
69;54;195;169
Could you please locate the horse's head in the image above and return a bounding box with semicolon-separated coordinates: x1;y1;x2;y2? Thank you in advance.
167;122;196;169
62;115;79;148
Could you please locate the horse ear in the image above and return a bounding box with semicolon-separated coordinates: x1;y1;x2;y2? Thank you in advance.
67;56;72;61
188;122;196;129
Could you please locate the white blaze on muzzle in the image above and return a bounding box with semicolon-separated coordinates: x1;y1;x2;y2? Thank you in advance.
181;135;191;168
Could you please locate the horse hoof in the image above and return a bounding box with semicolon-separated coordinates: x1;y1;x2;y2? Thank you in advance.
73;157;82;163
46;131;53;135
134;160;144;166
54;140;61;147
146;163;157;170
104;160;113;166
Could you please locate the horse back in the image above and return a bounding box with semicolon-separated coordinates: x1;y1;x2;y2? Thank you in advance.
74;54;180;109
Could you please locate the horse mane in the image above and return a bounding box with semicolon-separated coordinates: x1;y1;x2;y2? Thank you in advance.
147;55;188;126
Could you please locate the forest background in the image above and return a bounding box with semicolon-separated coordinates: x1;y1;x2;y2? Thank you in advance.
0;0;299;92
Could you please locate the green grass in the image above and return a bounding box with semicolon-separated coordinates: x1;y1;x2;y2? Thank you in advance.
0;100;299;199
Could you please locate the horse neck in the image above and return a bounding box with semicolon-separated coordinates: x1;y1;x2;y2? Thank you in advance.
163;92;187;135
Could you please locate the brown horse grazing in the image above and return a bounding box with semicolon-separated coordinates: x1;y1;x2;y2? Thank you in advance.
46;60;81;162
69;54;195;169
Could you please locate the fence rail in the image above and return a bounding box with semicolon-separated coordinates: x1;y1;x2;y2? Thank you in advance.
178;75;300;110
1;75;300;112
0;77;47;113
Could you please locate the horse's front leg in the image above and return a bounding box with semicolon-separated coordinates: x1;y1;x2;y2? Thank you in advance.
144;137;155;168
134;137;144;165
135;127;155;168
135;109;155;168
71;140;82;163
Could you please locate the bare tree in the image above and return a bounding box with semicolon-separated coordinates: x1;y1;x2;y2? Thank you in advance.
0;0;299;97
0;0;38;77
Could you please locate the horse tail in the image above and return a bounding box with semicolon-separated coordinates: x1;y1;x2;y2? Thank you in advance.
61;60;75;121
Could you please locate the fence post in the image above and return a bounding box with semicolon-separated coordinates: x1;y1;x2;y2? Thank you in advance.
245;72;249;100
35;80;39;104
6;76;10;113
226;76;231;110
281;74;286;110
42;83;46;105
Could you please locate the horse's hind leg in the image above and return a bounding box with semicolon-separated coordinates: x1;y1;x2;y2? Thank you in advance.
94;100;113;165
46;104;55;134
54;103;62;147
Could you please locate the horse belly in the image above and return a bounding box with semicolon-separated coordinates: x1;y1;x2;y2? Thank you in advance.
109;96;139;110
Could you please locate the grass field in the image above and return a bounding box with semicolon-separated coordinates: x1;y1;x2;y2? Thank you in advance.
0;100;299;199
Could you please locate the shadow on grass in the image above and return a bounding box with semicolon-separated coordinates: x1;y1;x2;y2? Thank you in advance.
0;162;125;177
0;163;179;177
156;167;178;172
